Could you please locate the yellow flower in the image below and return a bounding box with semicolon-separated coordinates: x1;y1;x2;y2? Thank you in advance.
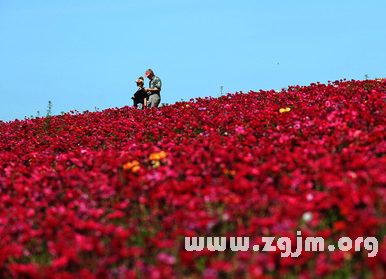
152;161;161;168
279;107;291;113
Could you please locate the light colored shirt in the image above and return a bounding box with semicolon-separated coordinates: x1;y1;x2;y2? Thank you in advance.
148;75;162;95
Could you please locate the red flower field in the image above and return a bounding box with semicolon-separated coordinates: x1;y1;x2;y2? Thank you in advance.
1;79;386;278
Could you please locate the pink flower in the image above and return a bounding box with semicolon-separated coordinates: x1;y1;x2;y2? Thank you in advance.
157;252;176;265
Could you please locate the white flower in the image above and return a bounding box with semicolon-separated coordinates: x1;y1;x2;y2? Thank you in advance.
302;212;313;222
222;213;230;221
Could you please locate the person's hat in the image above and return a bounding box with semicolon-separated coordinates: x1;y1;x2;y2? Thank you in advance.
145;69;153;77
135;79;143;83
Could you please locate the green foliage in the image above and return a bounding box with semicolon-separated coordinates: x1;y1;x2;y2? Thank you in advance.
46;101;53;118
43;101;53;132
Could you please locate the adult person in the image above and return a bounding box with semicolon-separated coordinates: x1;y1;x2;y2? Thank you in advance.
132;77;148;109
144;69;162;108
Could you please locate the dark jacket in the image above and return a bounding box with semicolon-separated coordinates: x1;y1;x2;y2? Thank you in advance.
132;87;148;107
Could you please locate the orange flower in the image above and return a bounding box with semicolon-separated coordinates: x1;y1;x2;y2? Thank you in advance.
131;165;140;173
149;151;167;161
223;169;236;176
123;160;140;172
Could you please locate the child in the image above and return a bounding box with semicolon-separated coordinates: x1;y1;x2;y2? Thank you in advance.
132;77;148;109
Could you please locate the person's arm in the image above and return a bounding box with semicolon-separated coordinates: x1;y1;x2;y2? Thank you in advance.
145;77;161;94
144;97;147;108
144;87;160;94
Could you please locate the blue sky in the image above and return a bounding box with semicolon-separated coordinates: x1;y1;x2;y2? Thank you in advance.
1;0;385;122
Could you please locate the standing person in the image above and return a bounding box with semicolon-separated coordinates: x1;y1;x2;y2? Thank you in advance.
144;69;162;108
132;77;148;109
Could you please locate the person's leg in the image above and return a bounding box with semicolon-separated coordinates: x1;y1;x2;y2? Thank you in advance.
147;96;153;108
149;95;160;108
154;95;161;107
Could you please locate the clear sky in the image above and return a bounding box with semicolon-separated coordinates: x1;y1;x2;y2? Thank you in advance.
1;0;385;122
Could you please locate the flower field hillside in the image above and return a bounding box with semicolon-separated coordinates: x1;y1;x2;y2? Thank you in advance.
1;79;386;278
